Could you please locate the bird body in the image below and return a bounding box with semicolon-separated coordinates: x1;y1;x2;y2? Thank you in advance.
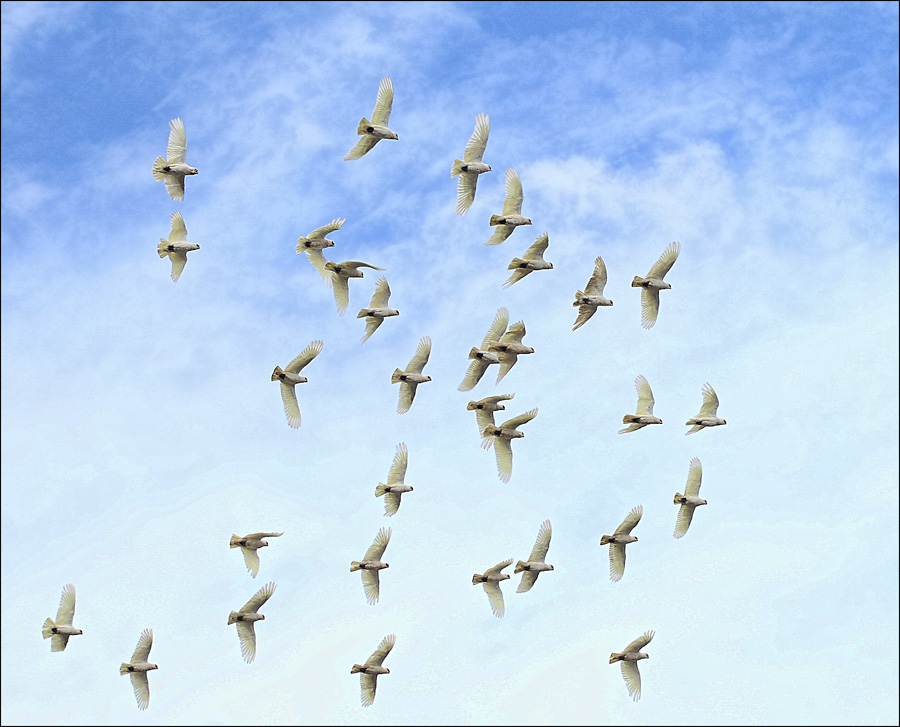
610;630;654;701
488;320;534;384
452;113;491;215
351;527;391;604
572;256;613;330
296;218;344;252
618;375;662;433
227;581;276;663
272;340;323;428
391;336;432;414
503;233;553;288
515;520;554;593
352;634;396;707
358;277;399;343
685;383;727;434
157;211;199;282
486;168;530;245
673;458;707;538
305;247;384;317
467;393;514;439
375;442;413;516
344;77;397;160
633;242;680;329
230;532;283;578
152;118;198;200
458;307;509;391
473;558;513;618
600;505;642;582
120;629;157;711
481;407;537;483
42;584;82;652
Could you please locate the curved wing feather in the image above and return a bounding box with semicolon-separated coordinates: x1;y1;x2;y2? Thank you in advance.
634;375;655;416
130;671;151;711
56;584;76;625
640;287;661;329
364;527;392;561
131;628;153;663
387;443;408;484
584;256;608;296
344;135;379;161
645;241;680;280
285;340;324;373
501;168;523;215
366;634;396;666
684;457;702;497
482;307;509;348
463;113;489;163
236;620;258;663
609;543;626;582
483;581;506;617
307;218;345;240
240;545;261;578
500;407;538;430
280;382;302;429
698;383;719;417
614;505;644;536
168;211;187;242
620;660;642;702
166;118;187;163
371;76;393;126
494;437;514;483
407;336;432;373
242;581;276;613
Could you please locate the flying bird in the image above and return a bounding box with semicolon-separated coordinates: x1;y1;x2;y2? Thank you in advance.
674;458;707;538
610;630;654;702
227;581;277;664
486;168;532;246
466;393;515;440
472;558;513;618
619;375;662;434
451;113;491;215
481;407;538;483
685;382;727;434
157;211;199;283
503;232;553;288
351;633;396;707
350;527;391;605
42;584;82;652
296;218;345;253
229;532;284;578
344;77;398;160
600;505;643;582
375;443;413;516
515;519;554;593
357;276;399;343
488;320;535;384
271;340;323;428
119;628;158;711
305;248;385;317
392;336;432;414
458;307;509;391
572;255;613;330
632;241;680;329
151;117;198;200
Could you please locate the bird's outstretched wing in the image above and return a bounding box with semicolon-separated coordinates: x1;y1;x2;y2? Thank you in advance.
361;317;383;344
634;375;655;415
620;660;643;702
684;458;702;497
572;305;596;330
483;578;508;618
241;581;276;613
363;527;392;561
56;584;76;625
130;672;151;711
640;287;661;329
406;336;432;374
245;531;283;540
697;383;720;417
365;634;396;666
645;241;680;280
458;358;490;391
131;628;153;663
387;443;408;484
371;76;393;126
499;407;538;431
168;211;187;242
499;320;527;345
236;621;258;663
614;505;643;536
397;382;417;414
333;276;350;316
456;172;478;215
527;519;552;563
500;168;523;215
482;307;509;348
240;545;261;578
485;224;515;246
285;340;324;374
463;113;490;163
369;277;392;308
624;630;655;653
307;218;345;241
164;175;185;201
493;437;514;483
361;569;381;605
521;232;548;260
344;136;379;160
673;503;695;539
584;256;608;296
280;383;301;429
167;118;187;163
609;543;627;582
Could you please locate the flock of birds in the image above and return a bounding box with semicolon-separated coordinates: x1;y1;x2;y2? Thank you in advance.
43;76;729;710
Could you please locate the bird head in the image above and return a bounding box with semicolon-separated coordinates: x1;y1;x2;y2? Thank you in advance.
662;282;672;290
259;614;266;620
384;668;391;674
634;536;639;542
548;565;555;571
525;346;536;354
524;217;533;225
499;573;510;581
187;167;199;175
298;376;309;384
723;419;727;424
486;165;492;172
408;486;414;491
425;376;433;382
261;541;269;548
548;263;554;269
700;499;709;505
148;663;159;671
388;130;399;140
74;628;84;635
324;240;335;248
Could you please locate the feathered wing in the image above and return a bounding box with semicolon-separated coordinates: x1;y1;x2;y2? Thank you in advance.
456;172;478;215
344;136;379;160
501;168;524;215
698;383;720;417
482;307;510;347
168;211;187;242
620;660;643;702
333;276;350;316
584;256;608;296
499;320;527;345
236;620;258;663
397;382;417;414
167;118;187;163
499;407;538;431
366;633;396;666
617;422;645;435
383;492;402;516
361;569;381;604
521;232;548;260
387;443;408;484
306;218;345;241
609;543;627;582
614;505;644;536
458;358;490;391
369;276;392;309
56;584;76;625
673;503;695;539
360;672;379;707
305;248;330;280
684;458;702;497
168;252;189;282
474;407;495;435
280;382;302;429
363;527;392;561
285;340;324;374
361;316;383;344
640;287;661;329
463;113;490;163
634;375;655;416
493;437;514;483
371;76;393;126
624;630;655;653
131;628;154;664
51;633;69;652
407;336;432;374
164;175;186;201
241;581;276;613
502;268;530;289
516;569;539;593
485;223;515;246
245;531;283;539
240;546;261;577
527;519;552;563
483;581;506;618
645;241;681;280
572;305;597;330
130;671;151;711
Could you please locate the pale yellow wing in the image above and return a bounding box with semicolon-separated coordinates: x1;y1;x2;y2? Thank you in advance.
614;505;643;536
572;305;596;330
168;211;187;242
499;320;526;345
407;336;431;374
56;584;76;625
344;136;379;160
241;581;276;613
584;256;608;296
361;316;383;344
501;168;523;215
244;532;283;539
164;175;185;201
397;381;417;414
645;241;680;280
624;630;655;653
484;558;514;576
166;117;187;163
463;112;489;163
493;437;514;483
482;307;509;348
640;287;661;329
698;383;720;417
130;671;151;711
456;172;478;215
365;633;396;667
458;358;490;391
240;545;261;578
333;276;350;316
236;620;258;663
371;76;393;126
168;251;188;283
634;375;655;415
387;442;408;484
673;503;695;539
369;276;391;308
361;569;381;604
620;660;642;701
305;248;330;280
285;340;323;373
485;224;515;246
609;543;626;582
307;218;345;240
516;570;539;593
279;382;301;429
360;672;379;706
684;457;702;497
502;268;530;289
473;406;495;435
131;628;153;663
383;492;401;516
499;407;538;431
483;581;506;618
363;527;392;561
521;232;548;260
527;519;552;562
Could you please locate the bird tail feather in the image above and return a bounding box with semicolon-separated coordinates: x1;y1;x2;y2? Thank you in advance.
356;309;370;319
229;534;241;548
375;484;388;497
451;158;463;177
674;492;684;504
152;156;167;181
227;610;240;625
271;366;284;382
157;240;170;257
631;276;645;287
623;414;640;424
489;215;503;226
119;662;131;675
508;257;524;269
350;664;364;674
514;560;527;574
350;561;362;572
600;535;612;545
391;368;403;384
356;117;370;136
573;290;584;305
42;618;55;639
472;574;484;585
609;652;623;664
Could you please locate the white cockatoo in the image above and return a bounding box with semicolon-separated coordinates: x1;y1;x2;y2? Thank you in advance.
472;558;513;618
488;320;535;384
515;519;554;593
673;458;708;538
391;336;432;414
227;581;277;664
572;255;613;330
632;242;680;329
619;375;662;434
451;113;491;215
229;532;284;578
685;382;727;434
344;77;398;160
481;407;538;483
119;628;158;711
600;505;643;582
350;527;391;605
357;277;399;343
486;168;532;245
152;117;198;200
458;307;509;391
305;247;385;317
610;630;655;702
271;340;323;428
502;232;552;288
466;393;515;440
42;584;82;652
375;443;414;517
296;218;345;253
157;211;199;282
351;633;396;707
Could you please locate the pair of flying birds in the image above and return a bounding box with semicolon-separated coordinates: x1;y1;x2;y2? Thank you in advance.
621;376;727;435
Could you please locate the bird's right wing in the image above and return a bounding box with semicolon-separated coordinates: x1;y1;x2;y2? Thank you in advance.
364;527;392;561
306;218;345;241
673;503;695;539
333;276;350;316
240;546;261;578
131;628;153;663
500;168;523;215
493;437;514;483
620;660;642;702
502;268;529;289
456;173;478;216
164;175;186;201
406;336;432;373
168;211;187;242
344;136;379;161
522;232;548;260
166;118;187;163
500;407;538;431
572;305;597;331
484;558;514;576
383;491;401;516
369;276;391;308
481;307;509;349
483;581;506;618
617;422;645;434
516;570;539;594
698;383;720;417
50;633;69;652
624;630;655;653
473;406;495;435
463;113;490;163
371;76;393;126
285;340;324;373
458;358;490;392
361;316;383;344
360;673;378;707
387;442;408;484
684;457;702;497
527;519;552;562
485;224;514;246
168;251;188;283
236;620;258;663
639;287;661;330
305;248;331;281
366;633;396;666
499;320;526;345
130;671;151;711
645;241;680;280
397;381;417;414
609;543;627;582
280;382;302;429
614;505;644;536
361;569;381;604
584;256;608;295
245;532;283;539
242;581;276;613
634;375;655;416
56;583;76;625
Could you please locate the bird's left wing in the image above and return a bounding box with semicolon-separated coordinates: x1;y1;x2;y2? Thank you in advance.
500;407;538;431
645;241;680;280
242;581;276;613
698;383;719;417
166;118;187;163
130;671;151;711
344;136;378;161
236;620;258;663
684;458;702;497
528;519;552;562
522;232;548;260
624;630;655;653
371;76;393;126
307;218;345;241
481;307;509;348
387;442;408;484
369;276;391;308
365;633;396;667
614;505;644;536
285;340;324;373
56;584;77;625
280;382;302;429
364;527;392;561
131;628;153;663
406;336;432;373
168;211;187;242
500;168;523;215
493;437;514;483
483;581;506;618
620;660;643;702
634;375;655;416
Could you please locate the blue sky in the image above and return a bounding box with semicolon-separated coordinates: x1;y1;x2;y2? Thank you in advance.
2;1;898;724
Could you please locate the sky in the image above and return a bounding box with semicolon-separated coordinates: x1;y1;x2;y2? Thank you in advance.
1;1;898;724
